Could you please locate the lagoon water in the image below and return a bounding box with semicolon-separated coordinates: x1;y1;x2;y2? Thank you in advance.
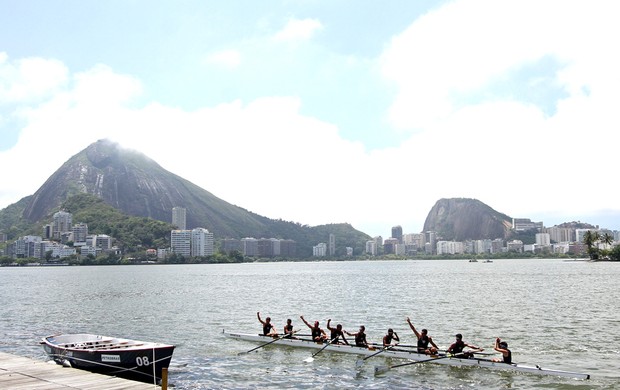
1;259;619;389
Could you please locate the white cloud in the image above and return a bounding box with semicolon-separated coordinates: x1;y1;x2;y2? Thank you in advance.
0;52;68;103
273;18;323;42
374;0;620;223
2;1;620;237
380;0;620;131
203;49;242;69
0;65;145;207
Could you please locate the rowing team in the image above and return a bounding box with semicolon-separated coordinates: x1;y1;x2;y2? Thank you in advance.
257;312;512;364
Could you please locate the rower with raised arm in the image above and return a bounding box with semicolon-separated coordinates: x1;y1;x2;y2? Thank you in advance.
382;328;400;347
257;312;278;337
446;333;483;358
406;317;438;355
326;319;349;345
346;325;372;349
300;315;327;342
492;338;512;364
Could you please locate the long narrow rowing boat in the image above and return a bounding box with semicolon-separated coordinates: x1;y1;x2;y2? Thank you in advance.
224;332;590;380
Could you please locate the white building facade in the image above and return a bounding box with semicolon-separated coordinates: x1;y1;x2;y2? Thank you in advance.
313;243;327;257
171;230;192;257
191;228;214;257
172;207;187;230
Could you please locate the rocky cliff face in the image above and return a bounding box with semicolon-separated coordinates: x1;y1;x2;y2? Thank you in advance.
22;139;272;238
423;198;513;241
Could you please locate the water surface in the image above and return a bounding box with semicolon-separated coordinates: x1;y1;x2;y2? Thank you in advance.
1;259;618;389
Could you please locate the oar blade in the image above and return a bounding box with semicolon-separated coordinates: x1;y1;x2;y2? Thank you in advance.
304;357;314;363
374;365;390;376
355;359;364;368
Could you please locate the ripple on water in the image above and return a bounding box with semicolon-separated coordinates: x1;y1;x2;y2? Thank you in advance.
1;260;619;388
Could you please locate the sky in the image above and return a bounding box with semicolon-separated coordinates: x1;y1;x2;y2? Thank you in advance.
1;0;619;238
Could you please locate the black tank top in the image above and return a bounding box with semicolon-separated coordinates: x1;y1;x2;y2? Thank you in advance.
355;332;366;346
451;340;465;353
263;323;273;335
311;327;322;340
503;349;512;364
418;335;429;351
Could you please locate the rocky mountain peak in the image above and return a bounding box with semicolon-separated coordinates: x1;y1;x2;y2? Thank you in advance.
423;198;513;241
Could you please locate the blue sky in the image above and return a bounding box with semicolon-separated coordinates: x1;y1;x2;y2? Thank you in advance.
1;0;619;237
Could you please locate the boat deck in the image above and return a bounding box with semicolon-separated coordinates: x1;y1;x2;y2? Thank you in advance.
57;341;148;350
43;334;161;351
0;352;157;389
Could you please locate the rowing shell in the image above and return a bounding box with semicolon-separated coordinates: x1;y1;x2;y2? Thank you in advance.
224;331;590;380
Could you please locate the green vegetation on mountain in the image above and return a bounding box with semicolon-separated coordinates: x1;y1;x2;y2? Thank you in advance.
62;193;174;251
0;196;33;240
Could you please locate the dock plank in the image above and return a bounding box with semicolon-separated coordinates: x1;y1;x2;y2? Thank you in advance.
0;352;157;389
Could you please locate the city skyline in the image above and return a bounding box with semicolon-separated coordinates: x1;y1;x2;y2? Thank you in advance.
1;1;619;237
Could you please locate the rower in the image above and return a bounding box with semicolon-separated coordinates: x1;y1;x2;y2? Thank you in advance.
406;317;438;355
382;328;400;347
283;318;295;338
300;315;328;342
446;333;483;358
492;338;512;364
326;319;349;345
345;325;371;348
257;312;277;337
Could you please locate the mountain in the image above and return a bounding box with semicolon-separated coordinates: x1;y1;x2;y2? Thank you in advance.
423;198;513;241
3;139;370;256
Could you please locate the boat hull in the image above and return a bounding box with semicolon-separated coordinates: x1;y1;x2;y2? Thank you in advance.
225;332;589;380
42;333;175;384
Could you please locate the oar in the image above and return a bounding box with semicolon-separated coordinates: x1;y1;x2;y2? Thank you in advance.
374;353;462;375
386;344;492;356
355;344;398;367
238;330;298;355
304;336;338;363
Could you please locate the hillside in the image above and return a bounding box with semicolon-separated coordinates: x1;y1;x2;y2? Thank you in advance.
1;139;370;257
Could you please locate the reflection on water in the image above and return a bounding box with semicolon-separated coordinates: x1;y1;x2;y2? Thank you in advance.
1;259;618;389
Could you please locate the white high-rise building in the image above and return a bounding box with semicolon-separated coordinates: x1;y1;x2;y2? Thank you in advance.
171;230;191;257
536;233;551;247
242;237;258;256
329;234;335;256
313;243;327;257
52;211;72;239
172;207;187;230
365;240;377;255
575;228;597;243
191;228;214;257
436;241;464;255
96;234;112;250
72;223;88;246
546;227;574;243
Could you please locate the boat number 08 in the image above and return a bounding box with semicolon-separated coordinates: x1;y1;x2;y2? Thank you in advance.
136;356;151;366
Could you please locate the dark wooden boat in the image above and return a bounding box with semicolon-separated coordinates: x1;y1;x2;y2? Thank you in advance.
41;333;175;384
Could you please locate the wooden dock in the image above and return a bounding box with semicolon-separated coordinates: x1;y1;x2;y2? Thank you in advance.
0;352;158;389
